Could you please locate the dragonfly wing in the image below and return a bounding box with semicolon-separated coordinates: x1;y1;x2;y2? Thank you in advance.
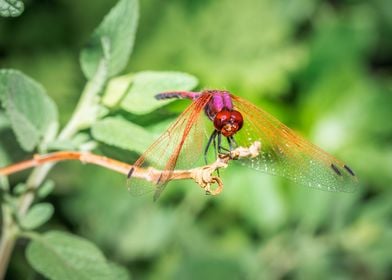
231;95;358;192
128;93;213;200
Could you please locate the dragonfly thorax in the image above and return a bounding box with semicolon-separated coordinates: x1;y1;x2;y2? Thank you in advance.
213;109;243;137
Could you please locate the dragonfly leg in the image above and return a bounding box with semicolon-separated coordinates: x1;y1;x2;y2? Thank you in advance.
205;130;218;164
217;132;222;153
226;137;241;160
227;137;232;151
230;136;238;148
217;133;230;153
227;137;238;151
213;131;221;177
213;132;218;159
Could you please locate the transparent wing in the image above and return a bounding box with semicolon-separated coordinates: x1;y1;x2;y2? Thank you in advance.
127;93;213;200
231;95;358;192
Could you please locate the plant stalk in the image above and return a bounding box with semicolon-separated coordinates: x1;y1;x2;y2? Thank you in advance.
0;205;17;279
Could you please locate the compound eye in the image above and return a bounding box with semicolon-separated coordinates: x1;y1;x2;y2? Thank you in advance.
214;110;231;130
230;110;243;130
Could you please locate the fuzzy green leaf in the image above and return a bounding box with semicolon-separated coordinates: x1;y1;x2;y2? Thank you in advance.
108;263;131;280
80;0;138;79
37;180;55;199
102;73;134;108
120;71;198;114
0;0;24;17
91;117;153;154
26;231;114;280
0;70;58;151
12;183;27;195
20;203;54;230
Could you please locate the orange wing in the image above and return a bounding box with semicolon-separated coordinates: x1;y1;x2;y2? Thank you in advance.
231;94;358;192
128;92;213;200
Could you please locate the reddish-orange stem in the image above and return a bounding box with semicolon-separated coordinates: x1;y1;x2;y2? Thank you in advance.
0;151;203;184
0;152;131;176
0;142;261;194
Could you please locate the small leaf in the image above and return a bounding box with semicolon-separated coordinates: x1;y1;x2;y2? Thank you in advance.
72;133;92;146
80;0;139;79
0;70;59;151
91;117;153;154
26;231;113;280
0;0;24;17
121;71;198;114
13;183;27;195
37;180;55;199
46;140;77;151
46;133;92;151
20;203;54;230
102;73;134;108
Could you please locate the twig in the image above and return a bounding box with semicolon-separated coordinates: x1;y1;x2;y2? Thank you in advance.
0;205;17;280
0;141;261;195
0;141;260;278
0;152;131;177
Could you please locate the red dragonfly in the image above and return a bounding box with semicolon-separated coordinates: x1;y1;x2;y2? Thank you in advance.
128;90;357;200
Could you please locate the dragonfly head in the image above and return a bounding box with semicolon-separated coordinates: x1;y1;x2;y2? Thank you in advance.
213;110;243;137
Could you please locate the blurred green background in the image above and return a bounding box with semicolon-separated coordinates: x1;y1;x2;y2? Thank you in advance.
1;0;392;279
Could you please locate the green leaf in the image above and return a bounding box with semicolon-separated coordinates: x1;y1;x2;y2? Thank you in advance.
20;203;54;230
80;0;139;79
102;73;134;108
46;133;93;151
13;183;27;195
120;71;198;114
0;70;59;151
37;180;55;199
26;231;113;280
46;139;77;151
108;262;131;280
91;117;153;154
0;0;24;17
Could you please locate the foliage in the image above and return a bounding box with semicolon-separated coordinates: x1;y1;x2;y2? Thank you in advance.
0;0;24;17
26;231;124;280
1;0;391;279
80;0;138;79
0;70;58;151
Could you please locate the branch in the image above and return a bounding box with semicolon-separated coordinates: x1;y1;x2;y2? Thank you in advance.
0;142;261;195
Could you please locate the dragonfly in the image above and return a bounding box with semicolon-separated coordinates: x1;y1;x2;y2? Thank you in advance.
127;90;358;200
